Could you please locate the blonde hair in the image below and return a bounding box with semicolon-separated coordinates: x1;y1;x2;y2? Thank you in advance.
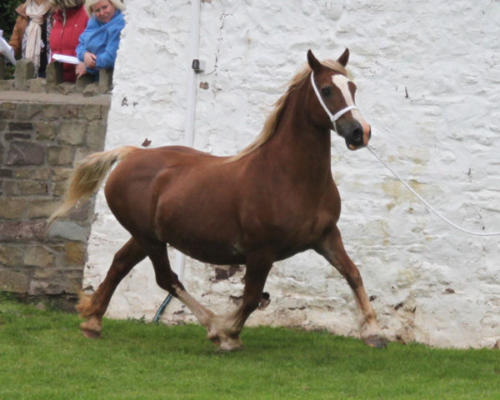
84;0;125;16
49;0;84;9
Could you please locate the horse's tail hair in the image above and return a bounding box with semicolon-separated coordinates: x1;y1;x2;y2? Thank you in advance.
48;146;137;226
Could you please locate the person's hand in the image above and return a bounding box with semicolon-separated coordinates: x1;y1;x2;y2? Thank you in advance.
75;62;87;79
84;51;97;68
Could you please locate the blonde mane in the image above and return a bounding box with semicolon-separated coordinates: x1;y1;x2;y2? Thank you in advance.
228;59;348;162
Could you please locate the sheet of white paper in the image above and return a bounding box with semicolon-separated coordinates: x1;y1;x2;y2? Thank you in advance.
52;54;80;65
0;34;16;65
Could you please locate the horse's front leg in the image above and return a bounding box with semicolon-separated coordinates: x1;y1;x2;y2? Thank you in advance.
315;226;387;348
207;251;273;351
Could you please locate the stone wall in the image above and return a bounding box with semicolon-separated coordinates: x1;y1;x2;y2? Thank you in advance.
0;86;110;307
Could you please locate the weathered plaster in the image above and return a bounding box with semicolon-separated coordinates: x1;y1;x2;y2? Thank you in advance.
85;0;500;348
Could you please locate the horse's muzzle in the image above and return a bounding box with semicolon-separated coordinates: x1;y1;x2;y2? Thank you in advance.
344;122;371;151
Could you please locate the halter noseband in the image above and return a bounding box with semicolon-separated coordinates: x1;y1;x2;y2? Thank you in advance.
310;71;358;132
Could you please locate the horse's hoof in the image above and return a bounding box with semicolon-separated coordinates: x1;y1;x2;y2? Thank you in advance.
363;335;388;348
81;327;101;339
80;319;101;339
208;334;220;346
208;332;242;351
217;344;244;354
218;339;243;352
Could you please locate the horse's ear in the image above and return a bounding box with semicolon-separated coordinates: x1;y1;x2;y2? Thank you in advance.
337;48;350;67
307;50;322;72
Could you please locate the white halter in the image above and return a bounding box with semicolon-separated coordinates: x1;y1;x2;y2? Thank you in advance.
310;71;358;132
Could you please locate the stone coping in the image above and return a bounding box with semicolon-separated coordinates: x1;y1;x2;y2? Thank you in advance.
1;58;114;97
0;90;111;105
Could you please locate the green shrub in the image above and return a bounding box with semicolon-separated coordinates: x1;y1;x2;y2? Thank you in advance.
0;0;23;41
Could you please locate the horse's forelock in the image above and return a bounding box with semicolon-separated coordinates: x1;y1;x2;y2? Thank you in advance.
321;59;350;77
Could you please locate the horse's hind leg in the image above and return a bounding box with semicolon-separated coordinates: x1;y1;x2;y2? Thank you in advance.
145;242;270;351
146;242;273;351
316;226;387;348
206;251;273;351
78;237;146;338
144;242;216;329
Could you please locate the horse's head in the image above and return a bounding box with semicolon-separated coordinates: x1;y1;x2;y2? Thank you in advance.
307;49;371;150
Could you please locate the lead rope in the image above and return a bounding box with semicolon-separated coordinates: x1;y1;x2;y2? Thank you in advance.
366;144;500;237
311;71;500;237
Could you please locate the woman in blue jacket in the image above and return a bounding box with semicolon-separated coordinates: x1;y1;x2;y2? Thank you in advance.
75;0;125;78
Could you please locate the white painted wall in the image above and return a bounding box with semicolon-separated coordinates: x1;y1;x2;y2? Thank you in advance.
85;0;500;348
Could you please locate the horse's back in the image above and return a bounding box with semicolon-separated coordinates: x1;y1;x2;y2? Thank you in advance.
104;145;228;236
108;145;223;183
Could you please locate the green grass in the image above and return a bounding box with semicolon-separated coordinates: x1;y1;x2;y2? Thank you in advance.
0;296;499;400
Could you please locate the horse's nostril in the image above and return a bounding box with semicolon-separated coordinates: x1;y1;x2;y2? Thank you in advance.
352;127;363;143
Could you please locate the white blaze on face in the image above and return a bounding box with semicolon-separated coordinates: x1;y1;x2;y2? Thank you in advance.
331;74;371;143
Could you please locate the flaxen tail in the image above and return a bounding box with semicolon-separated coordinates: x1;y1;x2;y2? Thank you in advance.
48;146;137;225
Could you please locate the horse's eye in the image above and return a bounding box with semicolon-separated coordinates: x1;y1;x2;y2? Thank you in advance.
321;87;332;98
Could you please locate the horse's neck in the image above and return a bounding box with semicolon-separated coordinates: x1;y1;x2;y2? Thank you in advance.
260;84;332;183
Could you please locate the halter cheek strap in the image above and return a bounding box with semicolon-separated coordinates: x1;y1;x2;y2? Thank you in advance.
310;72;358;132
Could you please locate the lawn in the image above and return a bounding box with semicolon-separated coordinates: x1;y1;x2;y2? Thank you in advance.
0;295;499;400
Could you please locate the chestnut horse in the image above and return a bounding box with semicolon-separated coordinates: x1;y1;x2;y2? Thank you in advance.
50;49;387;350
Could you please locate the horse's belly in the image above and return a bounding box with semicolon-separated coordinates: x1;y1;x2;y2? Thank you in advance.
168;238;246;265
156;208;245;265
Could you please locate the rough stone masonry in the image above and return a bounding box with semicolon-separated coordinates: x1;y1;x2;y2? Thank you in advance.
0;76;110;307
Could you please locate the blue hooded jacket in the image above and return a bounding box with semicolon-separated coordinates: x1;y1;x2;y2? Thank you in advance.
76;10;125;75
